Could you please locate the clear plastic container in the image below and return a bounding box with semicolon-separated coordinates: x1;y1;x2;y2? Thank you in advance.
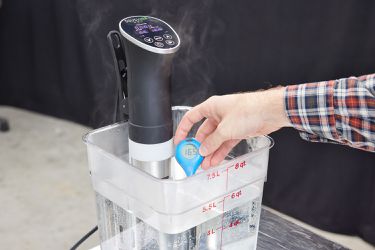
83;107;273;249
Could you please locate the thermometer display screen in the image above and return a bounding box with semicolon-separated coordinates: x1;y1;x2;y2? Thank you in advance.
183;144;197;159
175;138;204;177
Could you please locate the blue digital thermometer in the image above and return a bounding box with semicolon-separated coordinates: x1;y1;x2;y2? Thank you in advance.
175;138;204;177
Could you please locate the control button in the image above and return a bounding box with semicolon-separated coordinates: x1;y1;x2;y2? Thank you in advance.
163;34;172;39
165;40;175;46
154;42;164;47
144;37;153;43
154;36;163;41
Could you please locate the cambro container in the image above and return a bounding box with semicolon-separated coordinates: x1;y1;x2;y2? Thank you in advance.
83;107;273;250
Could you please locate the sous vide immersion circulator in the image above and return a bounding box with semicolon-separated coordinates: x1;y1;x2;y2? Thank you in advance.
118;16;180;178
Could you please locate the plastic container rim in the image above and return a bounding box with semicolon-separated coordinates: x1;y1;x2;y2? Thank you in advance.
82;106;274;184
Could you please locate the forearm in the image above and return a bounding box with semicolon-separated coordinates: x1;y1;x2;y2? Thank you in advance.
284;74;375;152
253;87;291;129
174;74;374;168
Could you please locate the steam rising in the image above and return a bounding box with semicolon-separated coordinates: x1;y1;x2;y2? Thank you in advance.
148;0;225;105
76;1;225;127
76;0;116;127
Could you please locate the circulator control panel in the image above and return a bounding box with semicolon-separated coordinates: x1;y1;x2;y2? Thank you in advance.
120;16;180;54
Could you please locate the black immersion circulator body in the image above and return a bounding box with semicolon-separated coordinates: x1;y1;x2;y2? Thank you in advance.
124;41;174;144
117;15;180;172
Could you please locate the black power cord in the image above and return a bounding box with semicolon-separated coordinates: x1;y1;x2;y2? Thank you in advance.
70;225;98;250
0;118;10;132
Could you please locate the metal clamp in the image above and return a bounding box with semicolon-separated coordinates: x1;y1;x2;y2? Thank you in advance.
107;30;129;122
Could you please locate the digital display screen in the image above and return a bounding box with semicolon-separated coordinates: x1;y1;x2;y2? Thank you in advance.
183;144;197;159
135;23;163;35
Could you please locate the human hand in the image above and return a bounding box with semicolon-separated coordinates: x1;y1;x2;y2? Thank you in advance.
174;87;290;169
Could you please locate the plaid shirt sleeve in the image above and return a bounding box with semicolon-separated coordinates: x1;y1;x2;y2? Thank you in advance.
284;73;375;153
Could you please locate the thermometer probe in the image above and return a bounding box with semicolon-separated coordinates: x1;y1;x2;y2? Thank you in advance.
175;138;204;176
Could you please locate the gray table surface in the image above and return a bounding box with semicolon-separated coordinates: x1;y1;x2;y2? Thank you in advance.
258;208;348;250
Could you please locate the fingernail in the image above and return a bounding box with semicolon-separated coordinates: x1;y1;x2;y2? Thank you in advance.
199;145;207;156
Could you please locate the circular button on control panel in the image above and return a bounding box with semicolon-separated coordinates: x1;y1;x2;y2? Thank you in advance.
165;40;175;46
154;36;163;41
154;42;164;47
144;37;153;43
163;34;172;39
